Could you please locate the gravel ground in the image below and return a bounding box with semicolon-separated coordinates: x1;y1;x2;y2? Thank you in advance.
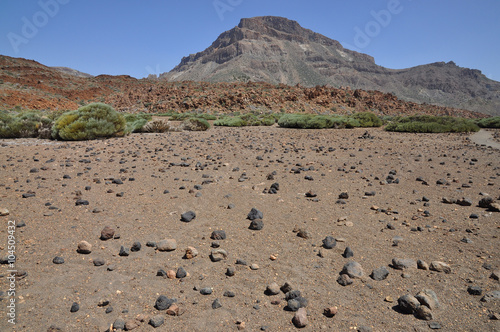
0;127;498;331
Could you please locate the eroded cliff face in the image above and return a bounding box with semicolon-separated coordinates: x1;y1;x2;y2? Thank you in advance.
162;16;500;116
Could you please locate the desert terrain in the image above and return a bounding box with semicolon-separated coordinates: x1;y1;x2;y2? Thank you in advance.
0;126;499;331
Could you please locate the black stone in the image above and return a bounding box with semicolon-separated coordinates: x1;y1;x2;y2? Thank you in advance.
154;295;175;310
53;256;64;264
70;302;79;313
176;267;187;279
181;211;196;222
343;247;354;258
249;219;264;230
130;241;141;252
467;286;482;296
75;199;89;206
322;236;336;249
119;246;129;256
247;208;263;220
210;230;226;240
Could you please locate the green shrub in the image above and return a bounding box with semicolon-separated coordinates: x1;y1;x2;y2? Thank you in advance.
476;117;500;128
385;115;479;133
214;116;247;127
196;113;217;120
0;110;53;138
214;113;278;127
124;113;152;133
278;114;359;129
182;117;210;131
350;112;383;127
52;103;126;140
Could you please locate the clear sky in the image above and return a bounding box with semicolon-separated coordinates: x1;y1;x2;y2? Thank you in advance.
1;0;499;81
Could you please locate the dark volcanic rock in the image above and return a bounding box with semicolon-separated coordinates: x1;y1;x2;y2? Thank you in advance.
247;208;263;220
181;210;196;222
249;219;264;230
322;236;336;249
155;295;175;310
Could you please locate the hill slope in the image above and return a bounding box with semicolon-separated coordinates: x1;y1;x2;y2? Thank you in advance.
0;54;489;118
162;16;500;116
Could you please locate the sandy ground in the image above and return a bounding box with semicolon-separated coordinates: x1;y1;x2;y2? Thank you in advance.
0;127;499;332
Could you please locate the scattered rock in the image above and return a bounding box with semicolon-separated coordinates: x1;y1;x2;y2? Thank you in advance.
322;236;336;249
478;197;493;208
130;241;141;252
265;283;280;295
93;258;105;266
211;230;226;240
181;211;196;222
429;261;451;274
456;198;473;206
490;203;500;212
212;298;222;309
70;302;79;313
341;261;364;278
149;315;164;328
343;246;354;258
467;286;482;296
184;246;198;259
155;295;175;310
415;305;434;320
249;219;264;230
124;319;140;330
0;208;9;216
392;258;417;270
397;294;420;314
371;267;389;281
415;289;440;310
292;308;308;328
77;241;92;254
247;208;263;220
210;249;228;262
226;266;235;276
417;259;429;270
337;274;353;286
157;239;177;251
100;226;115;241
200;287;213;295
113;318;126;330
166;303;180;316
52;256;64;264
323;306;338;317
297;229;311;239
481;290;500;302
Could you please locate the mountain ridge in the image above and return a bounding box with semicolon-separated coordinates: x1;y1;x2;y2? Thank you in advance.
162;16;500;116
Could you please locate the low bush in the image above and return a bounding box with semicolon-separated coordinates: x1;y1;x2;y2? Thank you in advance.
385;115;480;133
169;112;217;121
0;110;53;138
277;114;363;129
52;103;126;140
124;113;152;133
182;117;210;131
476;117;500;128
142;119;171;133
214;113;279;127
214;116;247;127
351;112;383;127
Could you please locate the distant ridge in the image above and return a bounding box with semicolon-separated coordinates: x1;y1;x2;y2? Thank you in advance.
162;16;500;116
52;67;93;78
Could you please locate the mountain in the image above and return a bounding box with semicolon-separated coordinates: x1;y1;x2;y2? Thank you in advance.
0;54;489;118
52;67;93;78
162;16;500;116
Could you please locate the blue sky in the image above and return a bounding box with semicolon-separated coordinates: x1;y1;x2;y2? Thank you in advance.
1;0;499;81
